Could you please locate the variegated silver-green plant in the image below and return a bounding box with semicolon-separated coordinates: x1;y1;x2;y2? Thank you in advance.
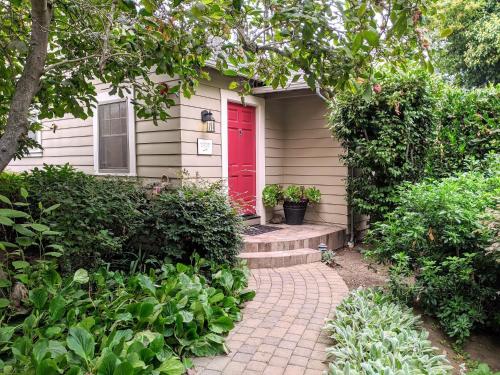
324;288;453;375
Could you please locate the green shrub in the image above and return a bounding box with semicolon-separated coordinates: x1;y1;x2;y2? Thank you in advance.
143;181;243;265
429;85;500;178
20;164;147;272
329;68;438;221
467;363;500;375
329;67;499;222
1;166;245;272
0;186;254;373
367;171;500;344
324;288;451;374
367;171;499;262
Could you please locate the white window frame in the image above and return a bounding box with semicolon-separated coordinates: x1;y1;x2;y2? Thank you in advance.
220;89;266;224
26;129;43;157
92;91;137;176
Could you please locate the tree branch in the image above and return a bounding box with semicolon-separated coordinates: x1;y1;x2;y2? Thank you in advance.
43;52;133;73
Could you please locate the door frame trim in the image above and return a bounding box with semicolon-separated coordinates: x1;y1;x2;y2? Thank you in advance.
220;90;266;224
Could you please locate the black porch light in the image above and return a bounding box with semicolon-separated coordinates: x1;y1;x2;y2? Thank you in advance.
201;110;216;133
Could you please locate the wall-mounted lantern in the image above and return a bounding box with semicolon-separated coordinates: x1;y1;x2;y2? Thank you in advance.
201;110;216;133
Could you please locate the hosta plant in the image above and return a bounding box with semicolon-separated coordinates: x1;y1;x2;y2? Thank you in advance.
324;288;452;375
0;255;254;374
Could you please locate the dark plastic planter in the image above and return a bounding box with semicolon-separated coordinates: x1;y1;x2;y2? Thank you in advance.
283;200;308;225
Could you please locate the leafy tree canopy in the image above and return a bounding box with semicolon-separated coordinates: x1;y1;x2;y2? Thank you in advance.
431;0;500;87
0;0;432;170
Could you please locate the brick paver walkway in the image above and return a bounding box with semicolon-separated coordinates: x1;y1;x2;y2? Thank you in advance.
192;263;349;375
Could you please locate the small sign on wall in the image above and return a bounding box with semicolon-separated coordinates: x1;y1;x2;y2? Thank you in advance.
197;138;213;155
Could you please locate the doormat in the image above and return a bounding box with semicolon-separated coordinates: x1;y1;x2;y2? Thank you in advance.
243;224;282;236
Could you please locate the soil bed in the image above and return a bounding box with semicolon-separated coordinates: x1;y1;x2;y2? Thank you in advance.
331;247;500;374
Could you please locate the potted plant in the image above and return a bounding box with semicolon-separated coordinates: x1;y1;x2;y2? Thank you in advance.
262;184;321;225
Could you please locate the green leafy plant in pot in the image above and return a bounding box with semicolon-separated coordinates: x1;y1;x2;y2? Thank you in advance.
262;184;321;225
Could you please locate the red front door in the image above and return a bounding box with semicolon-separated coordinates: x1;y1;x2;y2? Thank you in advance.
228;102;256;215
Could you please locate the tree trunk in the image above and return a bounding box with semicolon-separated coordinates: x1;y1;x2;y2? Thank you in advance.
0;0;52;171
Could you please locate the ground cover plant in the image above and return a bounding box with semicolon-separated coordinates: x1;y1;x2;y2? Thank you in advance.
0;190;253;373
367;169;500;344
324;288;451;374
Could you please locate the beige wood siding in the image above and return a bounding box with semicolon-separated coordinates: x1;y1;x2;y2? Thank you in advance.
264;94;348;227
8;77;183;181
7;70;347;228
177;72;231;181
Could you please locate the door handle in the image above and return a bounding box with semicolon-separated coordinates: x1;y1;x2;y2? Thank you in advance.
239;129;243;136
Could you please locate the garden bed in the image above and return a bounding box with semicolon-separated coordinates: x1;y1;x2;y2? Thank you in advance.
330;247;500;373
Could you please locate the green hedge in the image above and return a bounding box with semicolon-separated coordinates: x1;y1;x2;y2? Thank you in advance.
324;288;451;374
329;68;438;221
367;170;500;344
0;165;242;273
329;68;499;221
143;182;243;266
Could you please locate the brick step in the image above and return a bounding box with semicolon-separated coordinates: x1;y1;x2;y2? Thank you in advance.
238;248;322;269
243;224;345;253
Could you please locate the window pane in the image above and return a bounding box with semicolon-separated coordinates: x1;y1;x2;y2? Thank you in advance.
98;101;129;171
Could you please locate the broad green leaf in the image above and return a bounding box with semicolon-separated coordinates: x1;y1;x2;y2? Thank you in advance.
97;351;118;375
30;223;50;232
0;298;10;308
48;340;67;358
138;303;155;321
12;260;29;270
0;194;12;205
113;361;134;375
67;327;95;363
214;270;233;292
209;293;224;304
239;290;256;302
33;339;49;364
16;237;34;247
45;327;62;338
137;274;156;295
209;316;234;333
0;209;29;218
177;310;193;323
0;326;16;343
223;69;238;77
13;224;35;237
20;187;28;199
49;295;67;321
228;81;239;90
157;356;185;375
0;216;14;226
73;269;89;284
0;279;11;288
36;358;59;375
362;30;379;47
29;288;48;309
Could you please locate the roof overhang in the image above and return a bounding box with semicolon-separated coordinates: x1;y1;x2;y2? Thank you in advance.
251;81;309;94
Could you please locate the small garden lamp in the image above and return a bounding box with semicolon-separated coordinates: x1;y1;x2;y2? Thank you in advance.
201;110;216;133
318;243;328;253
